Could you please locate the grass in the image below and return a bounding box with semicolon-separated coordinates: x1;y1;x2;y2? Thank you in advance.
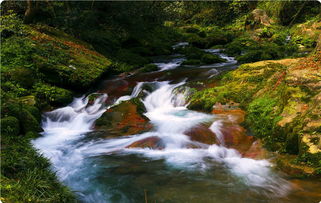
1;132;76;202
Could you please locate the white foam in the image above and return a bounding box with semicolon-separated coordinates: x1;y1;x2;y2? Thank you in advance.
153;58;185;71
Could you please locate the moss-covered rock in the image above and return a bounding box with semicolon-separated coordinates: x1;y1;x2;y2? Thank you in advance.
33;83;73;107
188;56;321;175
24;105;41;122
201;53;226;64
1;116;20;136
5;104;41;134
9;67;35;88
95;99;151;136
1;23;113;90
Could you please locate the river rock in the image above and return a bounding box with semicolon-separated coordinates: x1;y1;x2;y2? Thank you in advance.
242;140;268;159
95;100;152;136
219;124;254;154
126;136;165;149
211;106;254;153
184;125;218;145
212;106;245;124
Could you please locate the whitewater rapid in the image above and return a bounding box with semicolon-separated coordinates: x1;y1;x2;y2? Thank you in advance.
32;79;291;202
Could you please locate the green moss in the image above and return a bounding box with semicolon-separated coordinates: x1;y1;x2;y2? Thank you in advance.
33;83;73;107
9;68;35;88
1;116;20;136
24;105;41;123
20;109;41;133
131;97;147;116
5;104;41;134
201;53;226;64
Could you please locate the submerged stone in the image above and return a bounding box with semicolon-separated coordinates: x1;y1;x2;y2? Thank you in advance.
126;136;165;149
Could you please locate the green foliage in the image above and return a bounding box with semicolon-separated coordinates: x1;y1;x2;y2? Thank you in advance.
111;62;135;73
0;10;28;38
139;64;159;73
1;116;20;136
180;25;235;48
225;34;298;63
1;82;28;99
1;36;35;71
257;1;320;25
297;142;321;168
33;83;73;106
292;35;317;48
178;46;226;65
1;133;75;202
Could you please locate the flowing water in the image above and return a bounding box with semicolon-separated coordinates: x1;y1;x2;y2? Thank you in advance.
32;46;321;203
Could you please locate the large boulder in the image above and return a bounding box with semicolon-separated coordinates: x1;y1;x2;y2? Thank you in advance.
245;9;272;30
95;100;152;136
184;124;218;145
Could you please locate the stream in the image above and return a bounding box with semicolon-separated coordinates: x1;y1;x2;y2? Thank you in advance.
32;45;321;203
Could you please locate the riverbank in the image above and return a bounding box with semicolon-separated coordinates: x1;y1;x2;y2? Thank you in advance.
188;44;321;177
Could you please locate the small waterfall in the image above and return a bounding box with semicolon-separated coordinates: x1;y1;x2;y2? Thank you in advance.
113;82;144;105
153;58;185;71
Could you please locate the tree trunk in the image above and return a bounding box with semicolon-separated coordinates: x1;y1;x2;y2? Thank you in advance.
24;0;36;24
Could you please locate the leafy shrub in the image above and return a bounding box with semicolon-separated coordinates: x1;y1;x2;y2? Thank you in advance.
0;116;20;136
1;82;28;98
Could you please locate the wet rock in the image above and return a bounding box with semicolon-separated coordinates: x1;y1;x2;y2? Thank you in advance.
95;100;152;136
243;140;269;159
212;105;245;124
184;125;218;145
211;106;253;153
98;79;130;101
126;136;164;149
219;124;254;154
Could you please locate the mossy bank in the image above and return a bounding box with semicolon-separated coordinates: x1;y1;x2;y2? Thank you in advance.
189;46;321;177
